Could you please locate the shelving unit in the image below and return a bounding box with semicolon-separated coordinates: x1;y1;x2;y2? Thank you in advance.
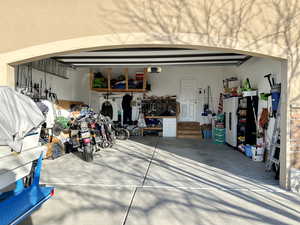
141;116;177;137
237;96;258;146
145;116;177;119
89;68;148;93
142;127;163;131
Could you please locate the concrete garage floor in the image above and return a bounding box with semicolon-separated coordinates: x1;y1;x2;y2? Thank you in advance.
21;137;300;225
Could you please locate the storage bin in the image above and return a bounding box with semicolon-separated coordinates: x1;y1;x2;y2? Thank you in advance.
213;128;225;144
214;134;225;143
251;147;264;162
271;86;281;112
245;145;253;157
252;155;264;162
208;130;212;139
215;133;225;138
214;137;225;144
203;130;212;139
214;128;225;135
136;72;144;81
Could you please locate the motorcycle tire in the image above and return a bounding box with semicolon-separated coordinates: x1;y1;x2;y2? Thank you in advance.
116;128;130;140
83;144;94;162
101;140;110;149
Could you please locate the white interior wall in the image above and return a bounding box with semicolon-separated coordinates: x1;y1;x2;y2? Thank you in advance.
148;66;224;122
223;57;282;94
223;57;282;116
30;67;90;103
223;57;282;145
89;65;225;122
44;57;282;124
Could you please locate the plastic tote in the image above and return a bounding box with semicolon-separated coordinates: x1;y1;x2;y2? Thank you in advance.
251;147;264;162
213;128;225;144
245;145;253;158
203;130;212;139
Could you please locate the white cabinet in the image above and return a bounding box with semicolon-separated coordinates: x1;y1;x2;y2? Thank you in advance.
223;97;239;147
163;118;177;137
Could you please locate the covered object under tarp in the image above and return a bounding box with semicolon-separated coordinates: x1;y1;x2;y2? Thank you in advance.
0;87;44;152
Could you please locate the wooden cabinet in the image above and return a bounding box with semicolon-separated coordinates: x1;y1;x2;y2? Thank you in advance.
90;68;148;93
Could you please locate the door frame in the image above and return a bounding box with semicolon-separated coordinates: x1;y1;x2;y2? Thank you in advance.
179;79;197;122
0;34;289;190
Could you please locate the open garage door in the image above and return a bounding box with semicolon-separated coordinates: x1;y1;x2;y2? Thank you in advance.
11;47;285;183
5;46;296;225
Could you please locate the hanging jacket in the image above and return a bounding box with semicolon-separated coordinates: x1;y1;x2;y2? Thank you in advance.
101;101;113;119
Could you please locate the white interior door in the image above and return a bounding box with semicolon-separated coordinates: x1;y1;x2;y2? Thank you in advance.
179;79;197;121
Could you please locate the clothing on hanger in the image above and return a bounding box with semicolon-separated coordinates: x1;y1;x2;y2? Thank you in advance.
122;94;133;124
101;101;113;119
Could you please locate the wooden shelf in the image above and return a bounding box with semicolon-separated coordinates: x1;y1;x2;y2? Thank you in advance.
141;126;163;136
142;127;163;130
91;88;146;93
145;116;177;119
90;67;149;93
91;88;109;92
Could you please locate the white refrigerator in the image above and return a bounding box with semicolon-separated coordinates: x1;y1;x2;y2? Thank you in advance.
223;97;239;147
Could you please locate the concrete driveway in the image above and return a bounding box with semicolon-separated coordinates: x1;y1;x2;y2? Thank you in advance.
21;137;300;225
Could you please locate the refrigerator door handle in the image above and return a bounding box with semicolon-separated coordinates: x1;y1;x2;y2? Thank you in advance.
229;112;232;131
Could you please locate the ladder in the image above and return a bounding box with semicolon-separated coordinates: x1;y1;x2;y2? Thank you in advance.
266;100;281;171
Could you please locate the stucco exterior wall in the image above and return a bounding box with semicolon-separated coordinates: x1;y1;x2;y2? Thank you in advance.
1;0;300;190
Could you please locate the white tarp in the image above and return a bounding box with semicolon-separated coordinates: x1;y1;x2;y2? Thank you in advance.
0;87;45;152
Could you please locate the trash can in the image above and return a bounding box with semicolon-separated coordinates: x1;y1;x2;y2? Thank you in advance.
271;84;281;112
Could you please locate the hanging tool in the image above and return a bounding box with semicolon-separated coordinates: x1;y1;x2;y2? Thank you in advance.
40;79;43;99
44;61;49;100
19;65;23;89
27;64;33;97
272;77;275;86
24;65;30;95
16;65;20;89
44;66;48;99
203;87;208;113
203;86;213;115
264;73;273;88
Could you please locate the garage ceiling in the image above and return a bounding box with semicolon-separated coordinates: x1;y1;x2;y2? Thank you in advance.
53;48;251;67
